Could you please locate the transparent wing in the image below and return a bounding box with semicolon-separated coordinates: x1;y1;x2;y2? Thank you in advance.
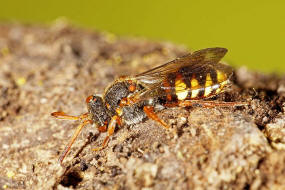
131;47;230;101
135;47;228;84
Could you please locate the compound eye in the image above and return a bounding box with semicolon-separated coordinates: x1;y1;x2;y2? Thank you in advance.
86;95;96;103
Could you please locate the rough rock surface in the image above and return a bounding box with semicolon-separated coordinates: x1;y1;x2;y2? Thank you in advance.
0;22;284;190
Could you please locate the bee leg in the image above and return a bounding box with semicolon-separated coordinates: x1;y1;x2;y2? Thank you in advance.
119;88;149;107
164;102;179;107
58;119;92;165
119;97;138;107
143;106;170;129
93;115;120;151
98;125;107;132
51;111;89;121
178;100;247;108
198;100;247;108
171;100;193;107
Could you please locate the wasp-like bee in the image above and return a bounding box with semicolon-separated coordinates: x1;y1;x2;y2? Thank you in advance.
51;47;245;164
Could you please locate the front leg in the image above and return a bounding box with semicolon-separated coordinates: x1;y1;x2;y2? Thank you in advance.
93;115;121;151
58;119;92;164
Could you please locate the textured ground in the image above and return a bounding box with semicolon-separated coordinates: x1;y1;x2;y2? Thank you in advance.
0;22;284;190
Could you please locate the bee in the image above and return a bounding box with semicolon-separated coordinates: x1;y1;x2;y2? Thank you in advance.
51;47;245;164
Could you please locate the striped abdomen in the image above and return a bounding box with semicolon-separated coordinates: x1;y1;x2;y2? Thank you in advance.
162;64;232;101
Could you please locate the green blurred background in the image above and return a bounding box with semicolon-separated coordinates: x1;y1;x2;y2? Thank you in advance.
0;0;284;73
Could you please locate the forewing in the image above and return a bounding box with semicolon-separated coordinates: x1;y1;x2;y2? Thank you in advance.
132;47;230;101
135;47;228;84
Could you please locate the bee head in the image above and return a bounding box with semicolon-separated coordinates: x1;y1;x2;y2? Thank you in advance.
86;95;110;127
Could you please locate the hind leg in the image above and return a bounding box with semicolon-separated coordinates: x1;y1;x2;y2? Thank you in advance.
177;100;247;108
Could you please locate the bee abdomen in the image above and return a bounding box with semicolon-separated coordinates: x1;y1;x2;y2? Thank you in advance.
172;68;231;101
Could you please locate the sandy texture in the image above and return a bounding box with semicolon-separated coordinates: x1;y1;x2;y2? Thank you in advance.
0;22;284;190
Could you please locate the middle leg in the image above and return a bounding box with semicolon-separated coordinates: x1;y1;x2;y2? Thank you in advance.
143;105;170;129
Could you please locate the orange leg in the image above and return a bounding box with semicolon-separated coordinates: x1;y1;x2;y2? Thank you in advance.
178;100;247;108
143;106;170;129
98;125;107;132
58;119;92;164
51;111;89;121
93;115;120;151
118;88;149;107
51;111;91;164
164;102;179;108
119;97;138;107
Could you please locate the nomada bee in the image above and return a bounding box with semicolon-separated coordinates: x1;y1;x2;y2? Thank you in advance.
51;47;245;164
